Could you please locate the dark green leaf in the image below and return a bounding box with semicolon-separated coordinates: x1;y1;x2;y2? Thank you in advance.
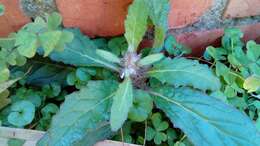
49;29;119;71
40;80;118;146
8;100;35;127
148;57;220;91
152;87;260;146
128;90;153;122
146;0;169;48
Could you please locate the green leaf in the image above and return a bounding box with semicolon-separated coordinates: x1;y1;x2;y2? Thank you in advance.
39;31;62;57
49;29;119;71
243;75;260;92
124;0;148;52
110;77;133;131
152;87;260;146
204;46;227;61
107;37;128;56
8;100;35;127
146;0;169;48
96;49;121;64
0;66;9;83
71;123;113;146
76;68;91;82
47;12;62;30
128;90;153;122
0;90;10;110
148;57;220;91
138;53;164;66
41;103;59;117
15;31;38;58
0;4;5;16
40;80;118;146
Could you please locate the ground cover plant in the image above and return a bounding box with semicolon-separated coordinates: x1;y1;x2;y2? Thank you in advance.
0;0;260;146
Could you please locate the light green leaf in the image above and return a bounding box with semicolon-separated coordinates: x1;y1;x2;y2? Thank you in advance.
0;90;10;110
110;77;133;131
243;75;260;92
15;31;38;58
47;12;62;30
96;49;121;64
49;29;119;71
0;66;9;83
148;57;220;91
124;0;148;52
138;53;164;66
40;80;118;146
128;90;153;122
146;0;169;48
152;87;260;146
0;4;5;16
8;100;35;127
39;31;62;57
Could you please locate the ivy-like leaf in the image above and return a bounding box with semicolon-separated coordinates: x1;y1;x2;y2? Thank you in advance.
15;30;38;58
39;80;118;146
146;0;169;48
110;77;133;131
39;31;62;57
124;0;148;52
47;12;62;30
148;57;220;91
244;75;260;92
152;87;260;146
8;100;35;127
128;90;153;122
49;29;119;71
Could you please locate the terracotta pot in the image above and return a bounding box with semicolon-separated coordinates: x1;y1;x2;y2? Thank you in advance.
0;0;31;37
56;0;132;37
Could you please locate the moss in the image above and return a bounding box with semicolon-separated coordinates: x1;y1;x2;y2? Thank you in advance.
170;0;260;34
20;0;57;18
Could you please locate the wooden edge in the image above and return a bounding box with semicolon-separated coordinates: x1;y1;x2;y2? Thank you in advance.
95;140;141;146
0;127;45;141
0;127;141;146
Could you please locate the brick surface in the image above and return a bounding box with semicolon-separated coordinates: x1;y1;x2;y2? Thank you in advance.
223;0;260;18
56;0;132;37
0;0;31;37
168;0;213;29
174;23;260;56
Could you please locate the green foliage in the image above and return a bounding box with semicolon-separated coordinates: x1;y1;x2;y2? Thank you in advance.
148;57;221;91
244;75;260;92
152;87;260;146
15;13;73;57
138;53;164;66
146;0;169;48
146;113;169;145
7;100;35;127
0;4;4;16
124;0;148;52
128;90;153;122
39;80;118;146
8;138;25;146
0;1;259;146
110;77;133;131
49;29;119;71
164;35;191;56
